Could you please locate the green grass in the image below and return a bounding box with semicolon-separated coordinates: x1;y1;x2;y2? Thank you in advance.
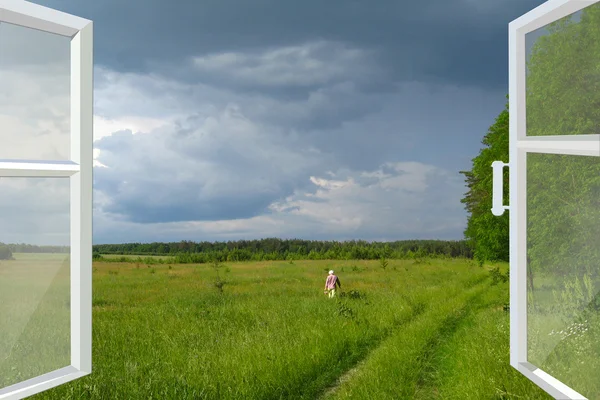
411;283;549;399
0;257;555;399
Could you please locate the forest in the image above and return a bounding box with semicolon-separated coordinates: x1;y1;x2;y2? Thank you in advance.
0;239;473;262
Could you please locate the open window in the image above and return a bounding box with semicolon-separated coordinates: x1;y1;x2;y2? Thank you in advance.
0;1;92;399
493;0;600;398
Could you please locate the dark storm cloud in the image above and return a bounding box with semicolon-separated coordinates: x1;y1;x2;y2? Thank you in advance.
36;0;545;89
102;188;276;224
303;81;507;173
92;106;327;224
88;76;502;230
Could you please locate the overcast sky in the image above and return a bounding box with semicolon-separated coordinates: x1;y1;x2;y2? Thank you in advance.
0;0;549;245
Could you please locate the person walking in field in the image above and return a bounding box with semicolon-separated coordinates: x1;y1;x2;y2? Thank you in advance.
324;270;341;298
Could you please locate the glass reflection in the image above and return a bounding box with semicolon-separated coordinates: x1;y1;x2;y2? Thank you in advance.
527;152;600;397
0;177;71;388
0;21;71;160
526;4;600;136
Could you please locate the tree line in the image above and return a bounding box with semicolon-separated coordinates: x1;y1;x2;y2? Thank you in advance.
6;243;70;253
92;239;473;262
0;243;13;260
2;239;473;263
0;243;70;260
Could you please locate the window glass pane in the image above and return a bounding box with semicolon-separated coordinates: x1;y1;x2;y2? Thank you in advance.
525;4;600;136
0;22;70;160
527;152;600;397
0;177;70;388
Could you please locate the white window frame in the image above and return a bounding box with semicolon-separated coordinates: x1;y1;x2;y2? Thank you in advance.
0;1;93;399
507;0;600;399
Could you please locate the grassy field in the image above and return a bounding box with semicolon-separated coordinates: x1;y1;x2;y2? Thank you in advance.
1;256;555;399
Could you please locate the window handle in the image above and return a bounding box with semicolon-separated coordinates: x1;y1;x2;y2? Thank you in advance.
491;161;510;216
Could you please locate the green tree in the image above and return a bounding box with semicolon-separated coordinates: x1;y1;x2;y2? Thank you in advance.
460;101;510;265
0;243;13;260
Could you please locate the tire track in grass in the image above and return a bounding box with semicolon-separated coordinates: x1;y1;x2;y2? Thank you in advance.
267;290;429;400
321;278;490;399
309;295;429;400
423;284;551;400
412;288;488;399
317;276;489;400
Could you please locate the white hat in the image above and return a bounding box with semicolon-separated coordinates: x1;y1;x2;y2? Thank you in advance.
329;270;334;275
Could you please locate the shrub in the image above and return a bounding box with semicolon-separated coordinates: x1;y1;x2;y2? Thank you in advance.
379;256;388;270
336;301;355;319
339;289;366;300
489;266;508;285
214;276;226;294
0;244;13;260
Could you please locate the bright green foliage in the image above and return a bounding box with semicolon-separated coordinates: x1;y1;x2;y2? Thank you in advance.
552;273;596;321
460;102;509;264
527;153;600;279
525;4;600;279
526;5;600;137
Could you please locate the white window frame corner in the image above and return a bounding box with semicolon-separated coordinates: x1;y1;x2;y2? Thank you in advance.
0;1;93;399
507;0;600;399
